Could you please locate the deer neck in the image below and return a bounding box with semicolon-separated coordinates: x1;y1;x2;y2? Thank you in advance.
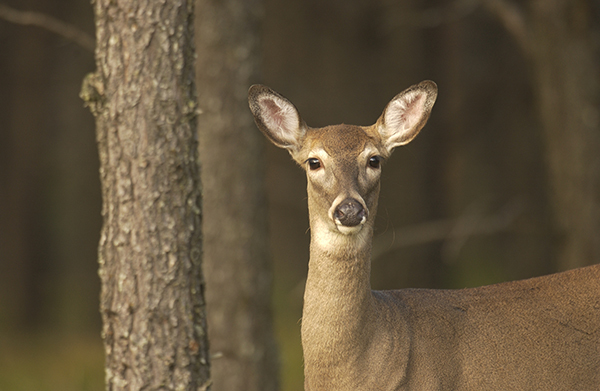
301;213;413;389
301;213;376;368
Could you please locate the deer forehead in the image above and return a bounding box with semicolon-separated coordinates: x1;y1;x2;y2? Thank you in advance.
304;124;381;159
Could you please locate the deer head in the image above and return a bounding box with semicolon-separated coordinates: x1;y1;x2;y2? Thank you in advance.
249;81;437;243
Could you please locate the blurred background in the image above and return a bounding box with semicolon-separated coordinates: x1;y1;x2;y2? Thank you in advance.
1;0;599;390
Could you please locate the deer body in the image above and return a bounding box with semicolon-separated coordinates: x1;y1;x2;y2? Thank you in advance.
248;82;600;390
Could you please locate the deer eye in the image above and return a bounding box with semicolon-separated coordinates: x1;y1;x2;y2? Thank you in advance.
368;156;381;169
307;158;321;170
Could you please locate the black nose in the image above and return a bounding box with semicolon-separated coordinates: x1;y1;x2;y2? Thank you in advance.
334;198;366;227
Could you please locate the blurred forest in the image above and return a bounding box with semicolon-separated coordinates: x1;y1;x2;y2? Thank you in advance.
0;0;599;390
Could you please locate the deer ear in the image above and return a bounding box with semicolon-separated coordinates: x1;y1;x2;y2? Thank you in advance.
248;85;307;153
376;80;437;154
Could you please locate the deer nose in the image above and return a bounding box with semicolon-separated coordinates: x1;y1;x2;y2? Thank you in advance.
334;198;366;227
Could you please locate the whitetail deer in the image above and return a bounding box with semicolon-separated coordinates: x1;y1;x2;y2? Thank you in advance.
248;81;600;390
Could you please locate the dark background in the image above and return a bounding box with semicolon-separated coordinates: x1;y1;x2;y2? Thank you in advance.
1;1;598;390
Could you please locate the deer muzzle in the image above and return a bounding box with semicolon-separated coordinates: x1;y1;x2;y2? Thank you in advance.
333;198;367;233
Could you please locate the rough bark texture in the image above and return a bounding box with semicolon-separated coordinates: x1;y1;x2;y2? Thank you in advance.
195;0;280;390
82;0;211;389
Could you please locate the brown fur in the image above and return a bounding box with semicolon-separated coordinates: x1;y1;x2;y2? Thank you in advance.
249;82;600;390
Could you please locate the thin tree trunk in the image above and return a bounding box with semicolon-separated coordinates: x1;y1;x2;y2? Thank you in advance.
195;0;280;390
81;0;211;389
528;0;600;270
0;17;53;330
485;0;600;270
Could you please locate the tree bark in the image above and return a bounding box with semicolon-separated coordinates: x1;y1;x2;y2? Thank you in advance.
195;0;280;390
81;0;211;389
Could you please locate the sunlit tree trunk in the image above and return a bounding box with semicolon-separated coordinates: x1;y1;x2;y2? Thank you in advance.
82;0;211;389
195;0;280;390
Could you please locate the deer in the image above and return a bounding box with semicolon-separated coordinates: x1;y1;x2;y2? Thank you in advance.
248;81;600;390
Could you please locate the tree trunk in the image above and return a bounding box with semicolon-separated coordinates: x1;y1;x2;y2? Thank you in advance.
485;0;600;270
195;0;280;390
81;0;211;389
0;9;55;330
528;0;600;270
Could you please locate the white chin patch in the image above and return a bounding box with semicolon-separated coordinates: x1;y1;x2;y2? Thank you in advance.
334;217;366;235
336;225;363;235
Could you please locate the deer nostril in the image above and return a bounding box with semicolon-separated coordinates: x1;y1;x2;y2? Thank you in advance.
334;198;366;227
